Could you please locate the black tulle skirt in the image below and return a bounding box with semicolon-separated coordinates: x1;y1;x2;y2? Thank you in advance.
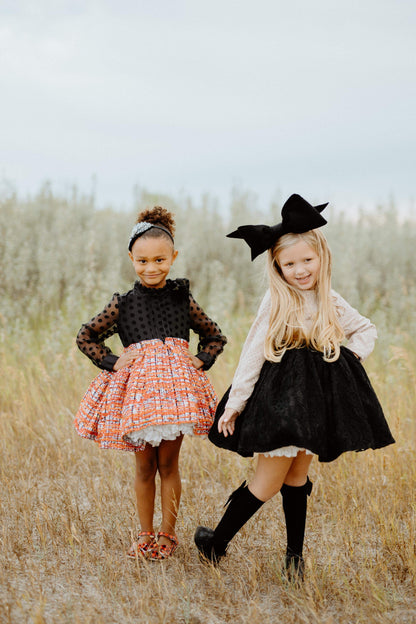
208;346;395;462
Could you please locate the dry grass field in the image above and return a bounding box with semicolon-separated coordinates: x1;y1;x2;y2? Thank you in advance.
1;196;415;622
0;324;414;624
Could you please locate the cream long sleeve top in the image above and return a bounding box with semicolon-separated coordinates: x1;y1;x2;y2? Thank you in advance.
225;289;378;414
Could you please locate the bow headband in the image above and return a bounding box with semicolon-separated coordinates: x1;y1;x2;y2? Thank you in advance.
227;194;328;260
128;221;174;251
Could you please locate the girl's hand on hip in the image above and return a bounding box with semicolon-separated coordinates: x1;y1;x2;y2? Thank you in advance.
113;351;140;371
188;353;204;369
218;408;239;437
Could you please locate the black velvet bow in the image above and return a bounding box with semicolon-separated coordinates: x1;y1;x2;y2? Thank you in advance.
226;194;328;260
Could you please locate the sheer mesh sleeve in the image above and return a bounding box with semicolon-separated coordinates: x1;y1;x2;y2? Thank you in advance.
189;293;227;370
76;293;120;371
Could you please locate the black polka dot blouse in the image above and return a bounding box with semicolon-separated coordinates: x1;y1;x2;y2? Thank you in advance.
76;278;227;371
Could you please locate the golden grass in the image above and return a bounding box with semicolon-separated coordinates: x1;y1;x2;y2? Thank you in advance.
0;331;415;624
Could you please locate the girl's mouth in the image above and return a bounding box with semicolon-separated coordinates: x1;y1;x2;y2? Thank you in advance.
296;275;311;285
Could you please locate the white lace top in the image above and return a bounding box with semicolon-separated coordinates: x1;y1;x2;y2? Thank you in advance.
225;289;378;414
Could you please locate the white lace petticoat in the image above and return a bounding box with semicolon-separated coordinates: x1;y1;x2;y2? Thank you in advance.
256;445;314;458
125;424;204;447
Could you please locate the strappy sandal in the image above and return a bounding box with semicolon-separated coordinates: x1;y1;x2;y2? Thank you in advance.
127;531;157;559
149;532;178;561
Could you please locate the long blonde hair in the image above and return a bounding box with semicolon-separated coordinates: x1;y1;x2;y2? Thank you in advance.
264;229;345;362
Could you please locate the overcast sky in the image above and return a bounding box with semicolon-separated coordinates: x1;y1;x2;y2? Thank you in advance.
1;0;415;214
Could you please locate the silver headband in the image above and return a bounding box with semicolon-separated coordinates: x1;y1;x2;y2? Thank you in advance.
128;221;174;250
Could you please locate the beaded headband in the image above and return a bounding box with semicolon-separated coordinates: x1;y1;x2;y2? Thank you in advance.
128;221;174;251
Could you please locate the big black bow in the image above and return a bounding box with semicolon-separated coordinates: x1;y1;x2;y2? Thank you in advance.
227;194;328;260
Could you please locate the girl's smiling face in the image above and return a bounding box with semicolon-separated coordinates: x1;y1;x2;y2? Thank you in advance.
276;239;321;290
129;235;178;288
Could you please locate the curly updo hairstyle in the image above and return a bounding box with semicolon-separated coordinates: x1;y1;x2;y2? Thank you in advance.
136;206;176;242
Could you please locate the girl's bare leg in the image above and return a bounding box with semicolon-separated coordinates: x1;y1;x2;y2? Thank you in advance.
248;451;313;501
284;451;313;486
157;435;184;547
133;444;158;545
248;454;293;501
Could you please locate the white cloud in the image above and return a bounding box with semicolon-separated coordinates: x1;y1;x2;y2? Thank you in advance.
0;0;415;212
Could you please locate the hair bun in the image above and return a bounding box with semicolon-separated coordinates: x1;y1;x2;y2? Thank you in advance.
136;206;175;236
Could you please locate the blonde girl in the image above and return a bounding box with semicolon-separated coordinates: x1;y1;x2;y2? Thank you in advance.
195;194;394;578
75;207;226;560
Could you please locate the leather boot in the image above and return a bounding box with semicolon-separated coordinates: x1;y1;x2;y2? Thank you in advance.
194;481;264;564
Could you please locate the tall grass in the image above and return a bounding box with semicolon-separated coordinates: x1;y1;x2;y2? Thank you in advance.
0;189;415;622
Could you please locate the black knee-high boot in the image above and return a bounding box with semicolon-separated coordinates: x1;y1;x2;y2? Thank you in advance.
194;481;264;563
280;477;313;579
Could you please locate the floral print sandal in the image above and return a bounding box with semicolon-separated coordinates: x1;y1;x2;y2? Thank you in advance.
127;531;157;559
150;532;179;561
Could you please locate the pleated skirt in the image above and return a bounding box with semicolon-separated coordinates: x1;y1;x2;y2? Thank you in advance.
74;338;217;452
208;346;395;462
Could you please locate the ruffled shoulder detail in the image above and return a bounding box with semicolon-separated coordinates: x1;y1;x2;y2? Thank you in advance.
132;278;189;297
330;289;348;317
172;277;189;293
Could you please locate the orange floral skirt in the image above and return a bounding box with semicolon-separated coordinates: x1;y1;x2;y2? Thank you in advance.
74;338;217;452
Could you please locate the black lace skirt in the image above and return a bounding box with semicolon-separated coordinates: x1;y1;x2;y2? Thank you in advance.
208;346;395;462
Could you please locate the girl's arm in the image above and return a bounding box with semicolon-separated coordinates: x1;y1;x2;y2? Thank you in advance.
333;291;378;361
189;293;227;370
224;290;271;414
76;293;120;370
